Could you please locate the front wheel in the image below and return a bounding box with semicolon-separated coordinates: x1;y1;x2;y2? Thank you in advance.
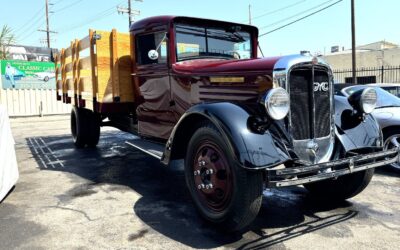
304;168;374;201
184;123;263;232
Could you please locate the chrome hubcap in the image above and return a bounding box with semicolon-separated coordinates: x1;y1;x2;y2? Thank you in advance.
192;141;233;212
384;134;400;170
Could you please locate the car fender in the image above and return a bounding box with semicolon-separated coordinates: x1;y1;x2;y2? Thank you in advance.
334;95;383;152
162;102;292;169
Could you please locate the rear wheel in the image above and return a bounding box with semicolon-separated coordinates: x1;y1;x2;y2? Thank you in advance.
71;107;100;148
184;123;263;232
85;109;100;147
71;106;87;148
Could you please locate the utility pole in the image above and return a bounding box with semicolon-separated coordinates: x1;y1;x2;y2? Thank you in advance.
38;0;57;48
128;0;132;27
351;0;357;84
248;4;252;25
117;0;143;28
45;0;50;48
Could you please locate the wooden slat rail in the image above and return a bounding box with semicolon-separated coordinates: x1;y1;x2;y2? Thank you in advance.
56;28;135;112
55;53;62;100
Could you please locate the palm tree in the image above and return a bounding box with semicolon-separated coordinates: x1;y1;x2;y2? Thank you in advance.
0;25;16;60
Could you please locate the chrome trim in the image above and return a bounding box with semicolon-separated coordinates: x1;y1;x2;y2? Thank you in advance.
272;55;335;164
266;147;399;187
125;141;163;160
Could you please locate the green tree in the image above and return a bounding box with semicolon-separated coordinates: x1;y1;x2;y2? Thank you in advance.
0;25;16;60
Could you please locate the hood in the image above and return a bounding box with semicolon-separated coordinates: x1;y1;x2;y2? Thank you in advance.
373;107;400;128
172;57;282;75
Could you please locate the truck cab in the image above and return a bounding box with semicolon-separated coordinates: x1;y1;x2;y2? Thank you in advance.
130;16;259;139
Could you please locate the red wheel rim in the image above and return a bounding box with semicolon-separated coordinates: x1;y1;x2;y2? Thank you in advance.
192;140;233;212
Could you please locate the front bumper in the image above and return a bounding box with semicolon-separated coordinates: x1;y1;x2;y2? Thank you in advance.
266;147;400;188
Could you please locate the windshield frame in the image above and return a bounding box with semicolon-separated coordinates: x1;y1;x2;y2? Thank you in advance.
173;23;254;62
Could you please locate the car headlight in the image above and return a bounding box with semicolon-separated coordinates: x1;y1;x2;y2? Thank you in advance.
263;87;290;120
360;87;377;114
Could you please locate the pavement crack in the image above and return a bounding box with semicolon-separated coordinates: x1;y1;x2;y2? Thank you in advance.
44;206;93;221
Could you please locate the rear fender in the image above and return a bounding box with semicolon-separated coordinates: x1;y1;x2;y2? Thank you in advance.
162;102;292;169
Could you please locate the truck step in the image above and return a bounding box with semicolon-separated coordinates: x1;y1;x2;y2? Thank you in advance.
125;137;165;160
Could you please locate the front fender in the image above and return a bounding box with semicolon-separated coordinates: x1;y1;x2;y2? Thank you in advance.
163;102;292;169
334;95;383;152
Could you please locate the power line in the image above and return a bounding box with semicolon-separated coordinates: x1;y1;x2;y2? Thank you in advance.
17;20;46;43
53;0;84;13
55;2;124;34
242;0;306;23
13;6;45;34
259;0;343;37
259;0;337;30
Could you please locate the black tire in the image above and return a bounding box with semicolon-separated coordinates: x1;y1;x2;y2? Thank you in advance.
44;76;49;82
383;127;400;171
304;168;375;201
85;109;100;147
71;106;87;148
184;123;263;232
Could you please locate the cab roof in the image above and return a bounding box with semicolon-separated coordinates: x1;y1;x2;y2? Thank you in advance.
129;15;258;36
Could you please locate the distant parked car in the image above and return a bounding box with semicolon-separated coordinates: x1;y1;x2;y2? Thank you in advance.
34;70;55;82
368;83;400;98
339;84;400;171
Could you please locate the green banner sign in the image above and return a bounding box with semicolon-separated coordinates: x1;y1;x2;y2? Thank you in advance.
0;60;56;89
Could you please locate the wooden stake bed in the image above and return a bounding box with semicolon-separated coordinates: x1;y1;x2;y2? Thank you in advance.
55;29;135;113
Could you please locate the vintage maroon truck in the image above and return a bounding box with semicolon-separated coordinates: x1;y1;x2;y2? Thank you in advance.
55;16;399;231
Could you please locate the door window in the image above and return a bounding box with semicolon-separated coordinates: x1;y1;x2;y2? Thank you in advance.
136;32;168;65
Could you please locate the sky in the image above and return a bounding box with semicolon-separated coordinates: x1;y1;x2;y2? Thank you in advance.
0;0;399;57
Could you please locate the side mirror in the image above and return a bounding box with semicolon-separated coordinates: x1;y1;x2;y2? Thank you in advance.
148;50;159;60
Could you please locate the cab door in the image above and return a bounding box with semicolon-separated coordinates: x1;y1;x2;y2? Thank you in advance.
134;30;175;139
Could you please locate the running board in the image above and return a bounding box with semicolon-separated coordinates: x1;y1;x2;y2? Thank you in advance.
125;137;165;160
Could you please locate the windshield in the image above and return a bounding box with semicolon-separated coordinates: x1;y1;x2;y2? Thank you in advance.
380;86;400;97
344;86;400;108
175;24;252;61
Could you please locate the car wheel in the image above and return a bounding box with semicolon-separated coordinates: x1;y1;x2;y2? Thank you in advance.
71;106;88;148
44;76;49;82
85;109;100;147
304;143;374;201
304;168;374;202
383;128;400;171
184;122;263;232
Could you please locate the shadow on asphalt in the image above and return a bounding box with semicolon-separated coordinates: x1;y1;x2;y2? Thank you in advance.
375;165;400;178
27;131;366;249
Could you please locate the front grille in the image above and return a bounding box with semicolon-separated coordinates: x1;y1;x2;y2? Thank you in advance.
289;66;331;140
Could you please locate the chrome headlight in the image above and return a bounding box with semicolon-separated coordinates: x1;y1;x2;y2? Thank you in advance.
264;87;290;120
360;87;377;114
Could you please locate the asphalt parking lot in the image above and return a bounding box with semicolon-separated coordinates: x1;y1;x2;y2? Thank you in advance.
1;115;400;249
